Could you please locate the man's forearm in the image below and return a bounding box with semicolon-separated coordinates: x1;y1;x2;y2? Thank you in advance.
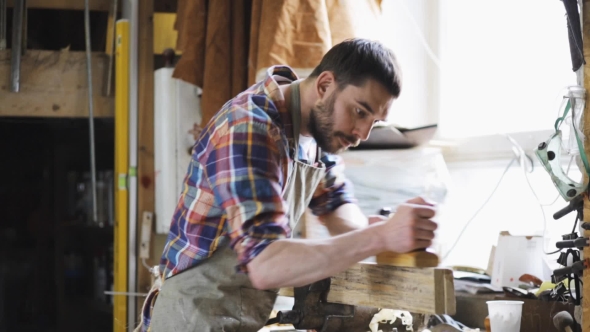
246;224;383;290
247;198;438;291
318;203;368;236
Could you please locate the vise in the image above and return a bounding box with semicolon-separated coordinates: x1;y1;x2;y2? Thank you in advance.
267;278;406;332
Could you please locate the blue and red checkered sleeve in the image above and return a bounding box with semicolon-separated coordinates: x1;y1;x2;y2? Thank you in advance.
203;106;291;272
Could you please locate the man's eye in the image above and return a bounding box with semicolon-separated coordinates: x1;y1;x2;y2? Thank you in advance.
355;108;366;118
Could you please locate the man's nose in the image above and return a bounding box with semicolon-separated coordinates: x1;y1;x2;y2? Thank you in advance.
353;122;373;141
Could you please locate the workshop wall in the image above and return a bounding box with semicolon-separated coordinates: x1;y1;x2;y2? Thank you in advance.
438;157;580;271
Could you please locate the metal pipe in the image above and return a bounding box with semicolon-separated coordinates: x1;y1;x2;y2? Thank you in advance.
10;0;23;92
0;0;6;50
84;0;98;224
106;0;118;96
126;1;139;329
21;0;26;56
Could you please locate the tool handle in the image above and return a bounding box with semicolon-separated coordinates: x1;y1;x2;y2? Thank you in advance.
555;238;588;249
553;195;584;220
379;207;392;217
553;205;576;220
554;261;585;277
553;265;573;277
556;240;575;249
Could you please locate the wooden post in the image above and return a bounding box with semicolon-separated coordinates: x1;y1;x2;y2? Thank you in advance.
136;0;155;323
582;1;590;329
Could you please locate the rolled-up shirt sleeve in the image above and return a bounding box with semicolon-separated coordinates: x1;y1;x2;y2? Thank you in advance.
203;109;291;273
308;153;357;216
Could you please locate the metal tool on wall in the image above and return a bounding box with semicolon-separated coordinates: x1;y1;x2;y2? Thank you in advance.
10;0;25;92
0;0;6;50
84;0;98;224
105;0;118;97
561;0;585;72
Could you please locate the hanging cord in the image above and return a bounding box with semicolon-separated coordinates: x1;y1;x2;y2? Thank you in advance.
442;157;516;261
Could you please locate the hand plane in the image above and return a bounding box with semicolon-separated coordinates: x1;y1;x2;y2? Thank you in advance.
375;207;440;268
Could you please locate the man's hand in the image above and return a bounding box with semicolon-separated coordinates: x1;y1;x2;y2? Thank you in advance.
373;197;438;253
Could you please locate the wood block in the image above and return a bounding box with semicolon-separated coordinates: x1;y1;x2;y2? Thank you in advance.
376;249;440;268
0;50;114;118
279;262;455;315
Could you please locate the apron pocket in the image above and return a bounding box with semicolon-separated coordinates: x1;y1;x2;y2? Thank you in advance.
239;287;278;332
150;294;198;332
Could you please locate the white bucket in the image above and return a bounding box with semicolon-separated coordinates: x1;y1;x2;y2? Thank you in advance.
486;300;524;332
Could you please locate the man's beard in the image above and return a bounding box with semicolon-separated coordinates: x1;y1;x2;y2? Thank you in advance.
308;92;359;154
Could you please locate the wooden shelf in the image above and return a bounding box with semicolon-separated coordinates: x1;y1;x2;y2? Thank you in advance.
6;0;113;11
0;50;114;118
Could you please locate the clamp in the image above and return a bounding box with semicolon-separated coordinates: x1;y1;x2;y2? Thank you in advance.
268;278;403;332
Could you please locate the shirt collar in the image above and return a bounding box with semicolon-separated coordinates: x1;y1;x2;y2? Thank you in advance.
258;65;300;156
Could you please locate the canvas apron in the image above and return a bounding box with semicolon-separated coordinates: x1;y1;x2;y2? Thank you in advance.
149;81;325;332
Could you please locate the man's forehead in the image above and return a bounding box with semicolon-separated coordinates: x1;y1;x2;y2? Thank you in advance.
342;82;393;118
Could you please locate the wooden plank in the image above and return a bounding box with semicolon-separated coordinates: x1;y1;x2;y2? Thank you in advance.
435;268;456;315
583;1;590;329
7;0;112;11
0;50;114;117
279;263;455;315
136;0;156;321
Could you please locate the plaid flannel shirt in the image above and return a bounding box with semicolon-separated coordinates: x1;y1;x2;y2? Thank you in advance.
159;66;355;279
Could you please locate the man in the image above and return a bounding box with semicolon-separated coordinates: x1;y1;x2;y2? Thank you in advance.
139;38;437;332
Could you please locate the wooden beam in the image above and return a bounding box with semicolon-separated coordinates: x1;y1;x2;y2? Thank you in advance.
7;0;112;11
279;263;455;315
136;0;156;320
583;1;590;329
0;50;113;118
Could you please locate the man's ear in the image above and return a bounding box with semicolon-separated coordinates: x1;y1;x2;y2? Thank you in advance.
315;71;335;99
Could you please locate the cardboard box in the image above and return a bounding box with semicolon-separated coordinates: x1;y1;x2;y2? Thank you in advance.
491;231;545;288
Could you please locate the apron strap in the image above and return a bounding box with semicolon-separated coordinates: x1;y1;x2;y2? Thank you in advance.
290;81;302;159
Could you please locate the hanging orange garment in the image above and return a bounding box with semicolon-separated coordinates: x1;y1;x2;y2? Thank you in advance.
172;0;249;125
172;0;382;125
247;0;383;84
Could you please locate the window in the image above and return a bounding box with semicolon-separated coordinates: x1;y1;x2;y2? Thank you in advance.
439;0;577;140
367;1;583;269
378;0;577;159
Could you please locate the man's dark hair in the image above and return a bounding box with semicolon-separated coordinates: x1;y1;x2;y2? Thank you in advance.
308;38;402;98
